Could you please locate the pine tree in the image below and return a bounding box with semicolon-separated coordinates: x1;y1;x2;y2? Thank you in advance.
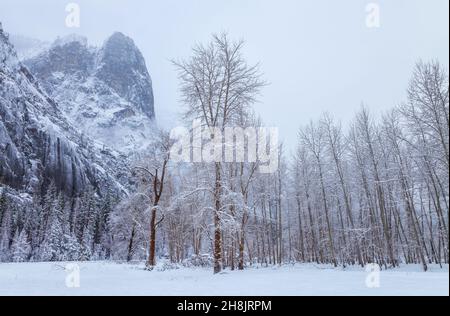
0;189;7;227
0;229;10;262
39;182;58;244
11;229;31;262
39;217;64;261
62;232;81;261
0;191;12;261
80;230;93;261
39;196;65;261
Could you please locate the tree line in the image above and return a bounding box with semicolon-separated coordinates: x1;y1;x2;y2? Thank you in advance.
0;34;448;273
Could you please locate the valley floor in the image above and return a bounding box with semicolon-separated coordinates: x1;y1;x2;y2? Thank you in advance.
0;261;448;296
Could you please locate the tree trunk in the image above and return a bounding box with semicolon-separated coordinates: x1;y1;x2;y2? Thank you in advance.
146;207;157;268
127;224;136;262
238;210;248;270
213;162;223;274
318;163;337;267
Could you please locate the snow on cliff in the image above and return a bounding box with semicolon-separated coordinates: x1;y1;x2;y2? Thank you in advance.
0;24;128;196
24;32;156;153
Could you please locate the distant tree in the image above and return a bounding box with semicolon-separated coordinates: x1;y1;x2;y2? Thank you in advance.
11;229;31;262
40;216;64;261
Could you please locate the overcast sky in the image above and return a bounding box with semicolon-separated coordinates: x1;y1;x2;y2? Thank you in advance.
1;0;448;151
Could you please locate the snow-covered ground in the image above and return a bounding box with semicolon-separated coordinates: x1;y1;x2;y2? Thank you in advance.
0;262;448;296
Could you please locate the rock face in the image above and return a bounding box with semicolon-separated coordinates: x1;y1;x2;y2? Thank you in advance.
24;32;155;152
0;26;126;196
97;33;154;118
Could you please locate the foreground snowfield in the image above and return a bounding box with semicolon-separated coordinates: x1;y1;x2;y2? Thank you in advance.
0;261;448;296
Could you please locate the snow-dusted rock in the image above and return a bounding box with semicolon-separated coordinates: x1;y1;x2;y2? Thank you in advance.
24;32;155;152
0;25;127;196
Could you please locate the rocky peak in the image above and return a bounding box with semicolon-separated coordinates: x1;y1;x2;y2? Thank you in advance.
44;35;93;78
52;34;88;48
0;24;127;196
96;32;154;118
23;32;156;152
100;32;143;65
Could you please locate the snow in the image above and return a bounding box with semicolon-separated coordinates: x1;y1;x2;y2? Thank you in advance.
0;262;447;296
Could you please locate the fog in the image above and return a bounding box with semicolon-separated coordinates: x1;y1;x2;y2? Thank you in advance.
1;0;448;150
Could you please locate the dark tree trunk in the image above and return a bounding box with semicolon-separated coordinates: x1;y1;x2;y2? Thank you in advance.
146;207;157;268
213;162;223;274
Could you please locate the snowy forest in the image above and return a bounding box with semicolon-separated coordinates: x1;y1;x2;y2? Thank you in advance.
1;28;448;276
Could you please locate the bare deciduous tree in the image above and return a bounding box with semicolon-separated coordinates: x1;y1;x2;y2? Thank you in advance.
173;33;265;273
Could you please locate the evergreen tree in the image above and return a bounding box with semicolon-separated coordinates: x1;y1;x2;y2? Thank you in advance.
61;232;81;261
39;216;64;261
39;195;65;261
11;229;31;262
0;188;7;227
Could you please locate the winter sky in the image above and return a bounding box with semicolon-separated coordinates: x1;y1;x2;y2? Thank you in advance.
0;0;448;152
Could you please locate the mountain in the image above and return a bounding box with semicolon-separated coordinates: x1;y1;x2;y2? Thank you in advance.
23;32;156;152
0;23;127;197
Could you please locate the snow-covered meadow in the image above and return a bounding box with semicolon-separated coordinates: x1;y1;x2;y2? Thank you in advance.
0;262;448;296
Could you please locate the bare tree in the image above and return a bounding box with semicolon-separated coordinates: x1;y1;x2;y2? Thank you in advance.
173;33;265;273
299;122;337;266
322;114;364;266
133;131;172;269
